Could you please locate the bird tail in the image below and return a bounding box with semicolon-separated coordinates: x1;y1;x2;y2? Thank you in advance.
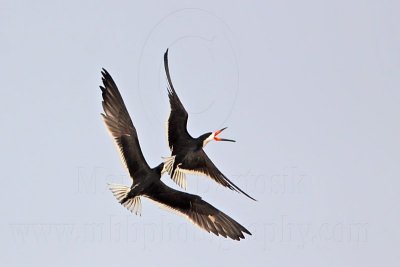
162;156;187;190
108;183;142;215
161;155;175;175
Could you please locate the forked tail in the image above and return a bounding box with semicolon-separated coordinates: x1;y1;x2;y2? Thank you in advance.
108;183;142;215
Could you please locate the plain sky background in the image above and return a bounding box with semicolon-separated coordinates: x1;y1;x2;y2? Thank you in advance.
1;1;399;266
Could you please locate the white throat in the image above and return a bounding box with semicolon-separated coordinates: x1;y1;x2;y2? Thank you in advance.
203;133;215;147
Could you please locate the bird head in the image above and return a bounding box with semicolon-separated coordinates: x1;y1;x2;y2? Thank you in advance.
202;127;236;147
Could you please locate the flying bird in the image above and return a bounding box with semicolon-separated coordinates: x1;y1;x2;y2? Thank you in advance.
100;68;251;240
163;49;255;201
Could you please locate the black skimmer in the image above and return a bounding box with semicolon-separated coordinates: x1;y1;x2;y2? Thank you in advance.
100;68;251;240
163;49;256;201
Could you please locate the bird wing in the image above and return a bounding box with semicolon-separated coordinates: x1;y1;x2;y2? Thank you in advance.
100;69;151;179
164;49;192;150
147;182;251;240
179;150;256;201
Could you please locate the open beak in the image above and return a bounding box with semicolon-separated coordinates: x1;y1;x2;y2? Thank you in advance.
214;127;236;142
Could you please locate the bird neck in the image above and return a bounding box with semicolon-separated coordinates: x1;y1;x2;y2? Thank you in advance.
154;163;164;178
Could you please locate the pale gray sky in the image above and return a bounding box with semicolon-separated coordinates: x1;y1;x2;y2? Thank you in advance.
1;1;399;266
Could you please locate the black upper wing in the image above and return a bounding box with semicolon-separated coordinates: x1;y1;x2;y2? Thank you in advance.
100;69;151;179
164;49;192;150
147;181;251;240
182;149;256;201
